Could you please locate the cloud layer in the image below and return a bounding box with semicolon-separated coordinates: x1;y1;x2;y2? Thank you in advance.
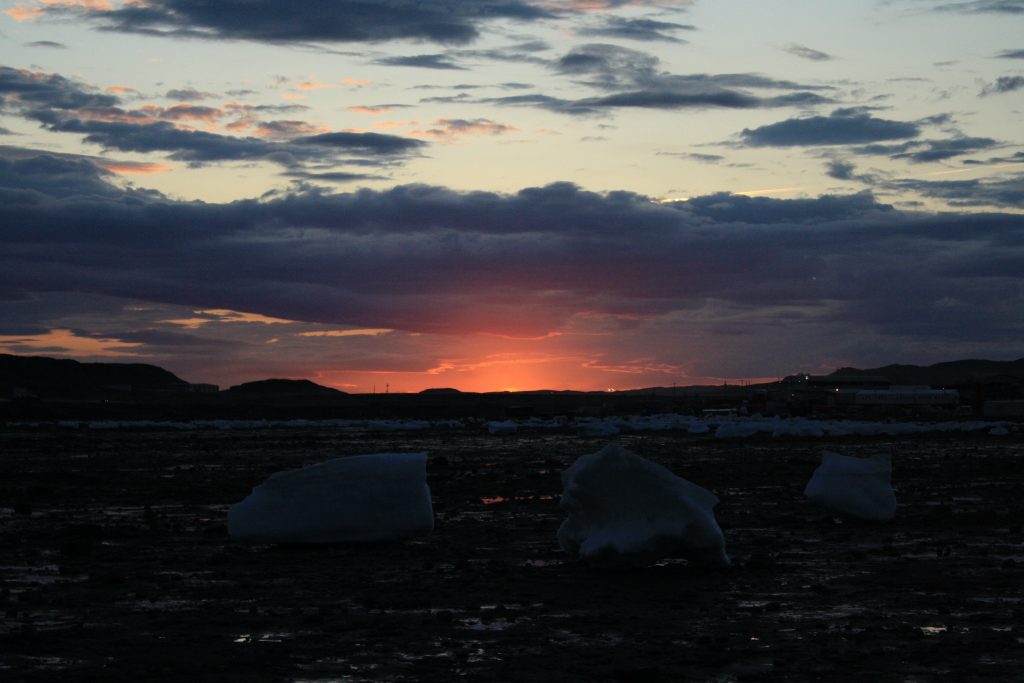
3;148;1023;356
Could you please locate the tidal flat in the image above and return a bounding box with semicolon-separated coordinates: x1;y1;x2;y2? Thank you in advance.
1;426;1022;681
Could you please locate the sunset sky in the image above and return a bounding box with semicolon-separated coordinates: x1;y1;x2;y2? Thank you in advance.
1;0;1023;392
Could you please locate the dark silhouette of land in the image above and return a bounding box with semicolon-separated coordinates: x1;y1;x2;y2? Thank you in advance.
2;353;1023;421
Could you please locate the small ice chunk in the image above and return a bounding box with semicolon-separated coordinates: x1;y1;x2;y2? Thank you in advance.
487;420;518;435
557;444;729;567
713;420;763;439
687;421;710;435
228;453;433;543
576;419;621;437
804;451;896;522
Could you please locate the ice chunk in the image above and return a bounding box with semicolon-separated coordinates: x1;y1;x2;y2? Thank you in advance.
557;444;729;567
576;418;620;437
228;453;433;543
804;451;896;522
487;420;518;435
713;420;763;439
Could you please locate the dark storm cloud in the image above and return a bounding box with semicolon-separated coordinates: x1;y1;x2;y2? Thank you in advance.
962;150;1024;164
0;66;426;168
0;66;118;112
579;89;762;109
285;170;388;183
740;109;920;146
43;118;420;166
826;159;857;180
0;325;50;336
541;44;834;112
661;152;725;164
554;43;661;87
783;44;835;61
164;87;217;101
554;45;832;93
933;1;1024;13
451;88;828;116
980;75;1024;95
26;40;67;49
416;43;831;116
3;149;1024;345
0;150;147;199
893;137;999;162
34;0;554;46
373;54;466;70
884;174;1024;209
456;40;552;65
291;132;425;155
576;17;697;43
853;136;1000;162
80;328;234;348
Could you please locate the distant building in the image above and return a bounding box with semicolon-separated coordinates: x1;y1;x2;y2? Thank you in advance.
769;374;890;415
984;400;1024;419
855;386;959;407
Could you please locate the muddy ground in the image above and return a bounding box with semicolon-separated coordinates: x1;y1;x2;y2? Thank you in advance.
1;426;1022;681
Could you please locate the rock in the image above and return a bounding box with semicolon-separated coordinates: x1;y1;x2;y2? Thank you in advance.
228;453;433;543
804;451;896;522
557;444;729;567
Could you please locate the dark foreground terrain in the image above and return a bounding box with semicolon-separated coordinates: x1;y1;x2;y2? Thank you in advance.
1;426;1022;681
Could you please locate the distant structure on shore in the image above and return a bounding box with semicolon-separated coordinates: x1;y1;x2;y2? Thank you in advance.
2;353;1023;420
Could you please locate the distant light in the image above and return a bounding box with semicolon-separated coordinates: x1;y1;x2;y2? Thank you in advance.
606;388;616;392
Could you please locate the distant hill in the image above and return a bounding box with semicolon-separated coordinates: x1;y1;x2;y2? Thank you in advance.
0;353;188;396
831;358;1024;386
226;378;346;396
419;388;462;395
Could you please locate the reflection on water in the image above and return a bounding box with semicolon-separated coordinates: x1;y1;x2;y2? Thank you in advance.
234;632;291;644
480;495;556;505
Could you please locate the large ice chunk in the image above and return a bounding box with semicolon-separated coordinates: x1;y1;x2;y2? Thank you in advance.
804;451;896;521
557;444;729;567
228;453;433;543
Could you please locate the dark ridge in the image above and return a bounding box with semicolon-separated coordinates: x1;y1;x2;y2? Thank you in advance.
0;353;188;395
419;387;462;395
226;378;346;396
831;358;1024;386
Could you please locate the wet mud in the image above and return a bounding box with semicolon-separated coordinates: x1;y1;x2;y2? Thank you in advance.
1;427;1022;681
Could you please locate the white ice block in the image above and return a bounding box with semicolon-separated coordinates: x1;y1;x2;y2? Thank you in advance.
557;444;729;567
804;451;896;521
228;453;433;543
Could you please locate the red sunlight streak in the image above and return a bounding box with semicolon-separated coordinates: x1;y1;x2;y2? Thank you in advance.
100;161;171;174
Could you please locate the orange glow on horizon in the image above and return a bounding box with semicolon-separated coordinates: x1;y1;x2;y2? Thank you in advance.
310;350;709;394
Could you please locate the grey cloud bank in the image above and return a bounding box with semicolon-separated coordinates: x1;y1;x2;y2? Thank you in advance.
2;148;1023;352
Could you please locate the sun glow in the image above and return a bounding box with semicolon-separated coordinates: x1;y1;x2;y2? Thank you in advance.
0;328;141;357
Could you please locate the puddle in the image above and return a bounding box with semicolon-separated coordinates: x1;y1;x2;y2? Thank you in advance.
234;632;292;644
919;625;947;635
480;495;556;505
